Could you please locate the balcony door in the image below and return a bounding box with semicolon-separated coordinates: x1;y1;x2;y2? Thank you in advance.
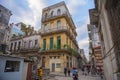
57;9;61;15
43;39;46;50
14;42;17;51
44;24;47;32
10;43;13;51
50;37;53;49
52;63;55;72
57;20;61;29
42;57;46;68
57;36;61;49
29;40;32;48
18;41;21;50
50;22;54;31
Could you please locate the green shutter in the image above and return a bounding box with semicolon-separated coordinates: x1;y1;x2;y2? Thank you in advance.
43;39;46;50
57;36;61;49
50;37;53;49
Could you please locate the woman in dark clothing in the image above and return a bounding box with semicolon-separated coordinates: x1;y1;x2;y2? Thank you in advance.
64;67;67;76
68;68;71;76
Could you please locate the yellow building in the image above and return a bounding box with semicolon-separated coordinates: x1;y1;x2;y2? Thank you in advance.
39;1;79;72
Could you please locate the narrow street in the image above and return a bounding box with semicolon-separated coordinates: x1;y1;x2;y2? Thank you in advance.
42;70;101;80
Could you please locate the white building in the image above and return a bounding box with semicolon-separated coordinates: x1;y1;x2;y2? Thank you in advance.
9;33;41;55
87;24;100;48
9;32;41;79
0;4;12;53
0;54;33;80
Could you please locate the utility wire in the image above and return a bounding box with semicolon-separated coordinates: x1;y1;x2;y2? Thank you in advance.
102;34;120;60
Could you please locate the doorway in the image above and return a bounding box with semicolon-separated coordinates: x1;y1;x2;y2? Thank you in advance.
52;63;55;72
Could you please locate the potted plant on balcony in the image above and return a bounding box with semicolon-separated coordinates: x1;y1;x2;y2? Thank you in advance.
57;45;61;50
63;44;68;49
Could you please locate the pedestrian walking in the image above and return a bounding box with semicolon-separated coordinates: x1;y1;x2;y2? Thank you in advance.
73;71;78;80
64;67;67;76
99;68;103;80
87;66;90;75
39;67;43;80
84;66;87;76
68;68;71;76
81;66;85;75
72;67;78;80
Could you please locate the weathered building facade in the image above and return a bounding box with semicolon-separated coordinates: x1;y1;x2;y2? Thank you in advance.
0;54;33;80
9;32;41;79
10;33;40;58
89;0;120;80
93;46;103;71
0;4;12;53
39;1;79;72
87;24;103;74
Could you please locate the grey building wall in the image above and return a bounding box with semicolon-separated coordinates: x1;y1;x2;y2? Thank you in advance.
10;34;40;52
89;0;120;80
87;24;100;48
0;4;12;52
0;56;24;80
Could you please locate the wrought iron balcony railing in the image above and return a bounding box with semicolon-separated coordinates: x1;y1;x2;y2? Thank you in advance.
42;12;70;22
39;44;79;56
20;45;40;50
40;26;77;46
10;45;40;53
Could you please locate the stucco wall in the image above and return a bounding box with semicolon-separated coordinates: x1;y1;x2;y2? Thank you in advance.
10;35;40;51
22;62;28;80
0;56;24;80
99;2;118;80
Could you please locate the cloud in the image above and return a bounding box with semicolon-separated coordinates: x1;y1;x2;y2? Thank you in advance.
78;37;89;48
76;17;90;48
76;17;89;38
2;0;34;27
76;17;90;60
78;37;89;60
67;0;88;14
26;0;46;29
1;0;47;30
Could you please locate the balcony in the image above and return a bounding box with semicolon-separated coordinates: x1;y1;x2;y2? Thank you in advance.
11;45;40;53
41;12;76;32
42;12;70;23
20;45;40;53
40;26;74;37
89;9;99;25
40;26;78;47
39;45;79;56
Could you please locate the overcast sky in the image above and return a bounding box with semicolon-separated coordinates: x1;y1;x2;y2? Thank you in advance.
0;0;94;60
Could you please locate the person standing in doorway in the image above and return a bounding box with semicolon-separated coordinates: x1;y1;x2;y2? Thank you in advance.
39;67;43;80
64;67;67;76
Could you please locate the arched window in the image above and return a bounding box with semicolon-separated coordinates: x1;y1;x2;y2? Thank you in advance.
44;24;47;32
57;9;61;15
45;13;47;19
51;11;54;17
50;22;54;29
57;20;61;29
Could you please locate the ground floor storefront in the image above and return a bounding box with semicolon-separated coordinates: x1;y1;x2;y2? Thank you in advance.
40;52;78;72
